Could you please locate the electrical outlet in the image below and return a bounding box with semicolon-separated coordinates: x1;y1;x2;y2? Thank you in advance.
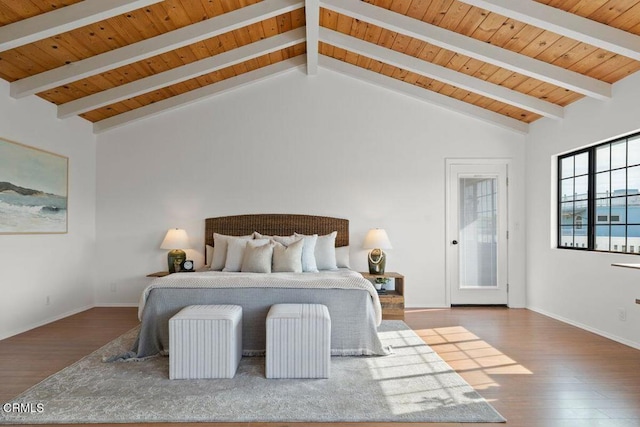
617;308;627;321
45;295;50;306
110;283;117;293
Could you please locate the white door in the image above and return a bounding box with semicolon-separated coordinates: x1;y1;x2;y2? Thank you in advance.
447;162;508;305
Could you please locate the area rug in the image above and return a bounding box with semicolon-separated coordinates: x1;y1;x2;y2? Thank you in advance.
0;320;505;424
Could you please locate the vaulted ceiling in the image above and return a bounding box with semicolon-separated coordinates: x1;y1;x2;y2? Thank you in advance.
1;0;640;134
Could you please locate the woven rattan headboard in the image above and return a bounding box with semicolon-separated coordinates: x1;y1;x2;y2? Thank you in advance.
205;214;349;247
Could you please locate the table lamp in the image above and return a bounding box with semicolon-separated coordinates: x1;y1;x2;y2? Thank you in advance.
160;228;190;273
363;228;392;274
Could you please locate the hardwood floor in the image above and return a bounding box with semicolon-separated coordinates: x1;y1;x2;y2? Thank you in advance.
1;307;639;427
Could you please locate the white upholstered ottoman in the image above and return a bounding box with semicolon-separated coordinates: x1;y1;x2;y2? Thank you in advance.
266;303;331;379
169;304;242;379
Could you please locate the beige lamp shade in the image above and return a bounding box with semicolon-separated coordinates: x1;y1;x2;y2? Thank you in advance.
362;228;393;250
160;228;190;249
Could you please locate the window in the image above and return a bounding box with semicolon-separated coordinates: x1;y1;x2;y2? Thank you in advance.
558;132;640;254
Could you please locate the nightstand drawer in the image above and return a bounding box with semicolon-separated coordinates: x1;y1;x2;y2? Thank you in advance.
379;292;404;320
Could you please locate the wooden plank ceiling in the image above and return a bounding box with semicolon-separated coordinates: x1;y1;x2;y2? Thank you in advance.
0;0;640;133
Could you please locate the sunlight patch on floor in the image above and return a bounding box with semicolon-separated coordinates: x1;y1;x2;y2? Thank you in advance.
366;328;499;416
412;326;532;390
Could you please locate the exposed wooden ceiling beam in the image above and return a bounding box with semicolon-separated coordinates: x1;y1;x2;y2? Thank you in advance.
305;0;320;75
11;0;305;99
458;0;640;62
93;56;307;133
58;28;306;119
319;55;528;134
320;0;610;100
320;28;563;120
0;0;163;52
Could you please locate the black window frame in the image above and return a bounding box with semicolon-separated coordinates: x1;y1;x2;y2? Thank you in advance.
558;130;640;254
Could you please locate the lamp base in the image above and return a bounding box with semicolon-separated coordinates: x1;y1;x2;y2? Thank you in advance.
368;249;386;275
167;249;186;273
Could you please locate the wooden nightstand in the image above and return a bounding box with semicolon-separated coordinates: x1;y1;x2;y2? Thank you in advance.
360;272;405;320
147;271;171;277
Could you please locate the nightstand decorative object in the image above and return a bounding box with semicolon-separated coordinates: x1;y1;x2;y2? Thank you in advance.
362;229;393;274
361;272;405;320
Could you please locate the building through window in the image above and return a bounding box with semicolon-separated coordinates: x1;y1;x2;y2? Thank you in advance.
559;132;640;253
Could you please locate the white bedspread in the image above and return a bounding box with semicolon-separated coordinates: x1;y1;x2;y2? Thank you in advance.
140;268;382;325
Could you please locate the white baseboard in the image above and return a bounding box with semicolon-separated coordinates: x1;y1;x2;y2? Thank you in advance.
94;302;138;307
0;304;94;341
527;306;640;350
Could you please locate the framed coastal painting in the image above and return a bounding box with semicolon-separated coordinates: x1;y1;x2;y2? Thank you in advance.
0;138;68;234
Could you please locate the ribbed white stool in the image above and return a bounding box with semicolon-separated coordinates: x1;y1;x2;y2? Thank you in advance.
169;305;242;379
266;303;331;379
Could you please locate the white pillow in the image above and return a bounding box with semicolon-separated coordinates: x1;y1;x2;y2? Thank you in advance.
310;231;338;271
272;239;304;273
241;242;274;273
335;245;350;269
211;233;252;271
206;244;214;267
293;233;319;272
224;238;269;272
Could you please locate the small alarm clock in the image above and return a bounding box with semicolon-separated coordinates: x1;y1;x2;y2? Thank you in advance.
180;259;195;272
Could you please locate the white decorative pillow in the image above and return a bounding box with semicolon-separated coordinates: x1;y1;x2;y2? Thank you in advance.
335;245;350;269
241;242;274;273
206;244;214;267
211;233;252;270
293;233;319;272
314;231;338;270
254;232;272;240
272;239;304;273
224;238;269;272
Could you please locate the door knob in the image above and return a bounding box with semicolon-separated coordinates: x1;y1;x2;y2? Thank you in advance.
452;240;458;245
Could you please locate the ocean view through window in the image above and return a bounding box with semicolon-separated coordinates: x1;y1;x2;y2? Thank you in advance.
559;132;640;253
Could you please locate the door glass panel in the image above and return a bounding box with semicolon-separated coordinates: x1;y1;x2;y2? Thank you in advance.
459;177;498;288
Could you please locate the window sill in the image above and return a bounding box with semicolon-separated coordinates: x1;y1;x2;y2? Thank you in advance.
611;263;640;269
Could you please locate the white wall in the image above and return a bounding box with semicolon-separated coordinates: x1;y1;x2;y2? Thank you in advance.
95;67;526;309
0;80;96;340
526;71;640;349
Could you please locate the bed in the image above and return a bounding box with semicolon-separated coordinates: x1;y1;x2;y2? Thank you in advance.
113;214;389;361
